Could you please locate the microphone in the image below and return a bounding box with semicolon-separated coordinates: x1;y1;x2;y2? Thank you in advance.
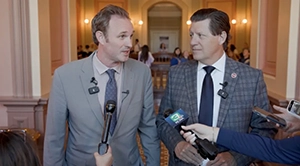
122;90;129;94
89;77;99;95
164;108;189;132
218;81;228;99
163;109;218;160
122;90;130;102
90;77;98;85
98;100;116;155
219;81;228;88
102;100;116;143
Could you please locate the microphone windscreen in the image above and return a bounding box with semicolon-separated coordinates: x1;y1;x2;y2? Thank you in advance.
164;109;189;132
107;100;116;105
106;100;116;113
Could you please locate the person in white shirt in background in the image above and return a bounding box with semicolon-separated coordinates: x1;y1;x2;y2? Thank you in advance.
134;38;141;53
138;45;155;67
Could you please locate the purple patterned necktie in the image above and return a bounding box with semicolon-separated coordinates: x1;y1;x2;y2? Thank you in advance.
104;69;117;135
198;66;215;126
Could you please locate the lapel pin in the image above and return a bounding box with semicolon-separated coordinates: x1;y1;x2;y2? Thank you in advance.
231;73;237;78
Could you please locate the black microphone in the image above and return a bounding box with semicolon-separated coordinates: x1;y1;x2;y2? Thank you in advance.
219;81;228;88
163;109;218;160
163;108;189;132
122;90;129;94
90;77;98;85
98;100;116;155
218;81;228;99
89;77;99;95
122;90;130;102
102;100;116;143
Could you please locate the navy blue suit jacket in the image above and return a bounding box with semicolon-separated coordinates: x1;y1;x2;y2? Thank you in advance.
218;128;300;165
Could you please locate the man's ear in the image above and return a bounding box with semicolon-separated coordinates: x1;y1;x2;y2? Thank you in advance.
96;31;105;44
219;31;227;45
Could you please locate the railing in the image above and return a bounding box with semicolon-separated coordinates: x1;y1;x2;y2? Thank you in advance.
150;53;172;99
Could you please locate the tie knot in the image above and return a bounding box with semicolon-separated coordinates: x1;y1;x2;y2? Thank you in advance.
106;69;116;79
203;66;215;74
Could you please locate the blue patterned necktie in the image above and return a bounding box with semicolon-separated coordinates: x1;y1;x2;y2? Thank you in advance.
198;66;215;126
104;69;117;135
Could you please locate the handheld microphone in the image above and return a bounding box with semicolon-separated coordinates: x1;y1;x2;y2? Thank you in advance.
98;100;116;155
102;100;116;143
164;108;189;132
163;109;218;160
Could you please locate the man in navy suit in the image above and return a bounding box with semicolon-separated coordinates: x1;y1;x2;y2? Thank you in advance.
156;8;277;166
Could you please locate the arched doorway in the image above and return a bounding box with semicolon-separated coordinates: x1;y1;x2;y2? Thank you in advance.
147;2;182;53
141;0;190;51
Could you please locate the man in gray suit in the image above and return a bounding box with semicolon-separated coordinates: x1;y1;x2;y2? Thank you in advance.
156;8;277;166
44;5;160;166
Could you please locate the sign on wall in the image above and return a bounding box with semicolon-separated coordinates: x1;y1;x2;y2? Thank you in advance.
150;30;179;53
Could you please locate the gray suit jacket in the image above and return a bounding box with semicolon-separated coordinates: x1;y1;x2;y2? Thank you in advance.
44;54;160;166
156;57;277;166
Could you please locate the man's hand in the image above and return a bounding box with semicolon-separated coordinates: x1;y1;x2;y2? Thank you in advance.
175;141;203;165
273;105;300;133
180;130;197;145
207;152;237;166
94;146;113;166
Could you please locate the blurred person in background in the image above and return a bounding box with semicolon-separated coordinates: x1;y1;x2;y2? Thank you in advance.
170;47;187;66
227;44;239;61
0;130;41;166
239;48;250;65
182;50;190;61
138;45;154;67
133;39;141;54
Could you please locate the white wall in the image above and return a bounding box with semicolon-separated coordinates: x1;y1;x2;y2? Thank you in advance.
150;30;179;53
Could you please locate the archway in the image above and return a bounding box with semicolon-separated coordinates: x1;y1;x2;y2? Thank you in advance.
141;0;190;51
148;3;181;53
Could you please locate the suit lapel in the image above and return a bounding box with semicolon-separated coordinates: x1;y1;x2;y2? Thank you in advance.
185;61;199;123
80;53;104;128
217;57;239;126
112;61;135;135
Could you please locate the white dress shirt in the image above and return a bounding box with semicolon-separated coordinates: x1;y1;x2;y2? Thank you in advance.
93;53;123;117
197;53;226;165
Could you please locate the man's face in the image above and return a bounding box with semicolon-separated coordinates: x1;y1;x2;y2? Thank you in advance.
189;19;225;65
101;15;134;64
